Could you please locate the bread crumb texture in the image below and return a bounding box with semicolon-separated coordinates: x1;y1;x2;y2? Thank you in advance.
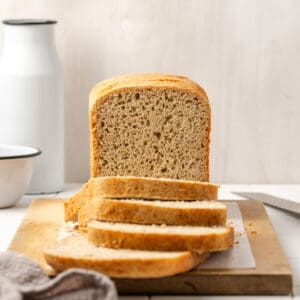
89;74;211;181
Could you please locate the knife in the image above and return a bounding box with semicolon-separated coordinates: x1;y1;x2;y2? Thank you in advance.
232;192;300;215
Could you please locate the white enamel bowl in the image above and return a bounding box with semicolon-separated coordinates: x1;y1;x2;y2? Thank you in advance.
0;145;41;208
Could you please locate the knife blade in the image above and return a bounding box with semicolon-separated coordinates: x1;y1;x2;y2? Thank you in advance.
232;192;300;215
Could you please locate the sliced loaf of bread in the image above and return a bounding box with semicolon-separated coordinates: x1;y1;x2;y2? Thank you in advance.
78;198;226;227
64;176;219;222
43;232;209;278
87;221;234;252
89;74;211;181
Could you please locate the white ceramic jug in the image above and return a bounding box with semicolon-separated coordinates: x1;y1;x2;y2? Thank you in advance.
0;19;64;193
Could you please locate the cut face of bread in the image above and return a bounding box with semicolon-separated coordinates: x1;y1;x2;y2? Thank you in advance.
43;232;209;278
64;176;219;222
89;74;211;181
88;221;234;252
78;198;226;227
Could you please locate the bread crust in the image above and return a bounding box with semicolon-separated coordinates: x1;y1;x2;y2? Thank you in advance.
78;198;226;227
89;176;219;200
88;222;234;252
64;176;219;222
43;233;210;278
89;74;211;179
64;182;90;222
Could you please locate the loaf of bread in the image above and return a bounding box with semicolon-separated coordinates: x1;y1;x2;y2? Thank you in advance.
44;74;234;279
64;176;219;222
89;74;211;181
78;198;226;227
43;232;209;278
88;221;234;252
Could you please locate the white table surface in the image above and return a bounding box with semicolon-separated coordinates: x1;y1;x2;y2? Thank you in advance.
0;183;299;300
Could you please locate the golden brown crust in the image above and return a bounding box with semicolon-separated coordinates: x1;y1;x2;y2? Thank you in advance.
44;251;208;278
88;222;234;252
89;73;211;179
43;232;210;278
89;176;219;200
89;74;209;112
64;183;90;222
78;198;226;227
64;176;219;222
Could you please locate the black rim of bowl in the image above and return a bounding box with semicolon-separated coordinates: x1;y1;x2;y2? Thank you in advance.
0;146;42;160
2;19;57;25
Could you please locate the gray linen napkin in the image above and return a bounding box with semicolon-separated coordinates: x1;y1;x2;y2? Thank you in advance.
0;251;118;300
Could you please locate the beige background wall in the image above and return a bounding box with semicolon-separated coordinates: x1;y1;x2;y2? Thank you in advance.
0;0;299;183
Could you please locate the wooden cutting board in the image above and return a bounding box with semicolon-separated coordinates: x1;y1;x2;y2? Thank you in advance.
8;199;292;295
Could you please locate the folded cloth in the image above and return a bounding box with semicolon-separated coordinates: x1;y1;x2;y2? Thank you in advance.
0;251;118;300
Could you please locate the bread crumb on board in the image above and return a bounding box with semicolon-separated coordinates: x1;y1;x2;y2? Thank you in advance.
57;222;78;242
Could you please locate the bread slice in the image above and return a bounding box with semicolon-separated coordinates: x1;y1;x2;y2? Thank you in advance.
78;198;226;227
89;74;211;181
64;176;219;222
64;182;91;222
43;232;209;278
88;221;234;252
